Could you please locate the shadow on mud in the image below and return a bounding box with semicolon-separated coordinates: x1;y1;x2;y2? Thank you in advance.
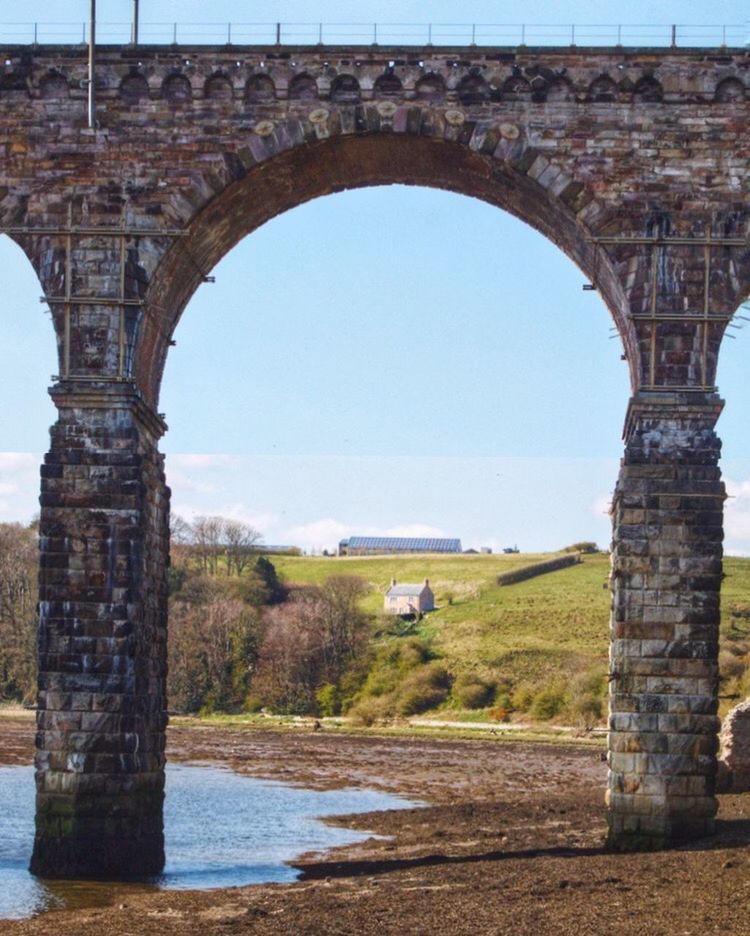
297;813;750;882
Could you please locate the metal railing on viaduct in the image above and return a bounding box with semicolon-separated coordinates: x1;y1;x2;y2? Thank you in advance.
0;20;747;48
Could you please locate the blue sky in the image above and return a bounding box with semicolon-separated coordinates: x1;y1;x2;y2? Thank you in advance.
1;1;746;45
1;0;749;553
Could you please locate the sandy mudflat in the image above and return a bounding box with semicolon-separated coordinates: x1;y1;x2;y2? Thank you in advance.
2;714;749;936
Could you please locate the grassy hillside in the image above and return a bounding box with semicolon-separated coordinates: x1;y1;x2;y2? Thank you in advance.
272;551;750;720
274;551;609;668
272;552;539;611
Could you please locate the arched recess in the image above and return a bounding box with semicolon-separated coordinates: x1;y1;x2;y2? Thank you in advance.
139;132;635;407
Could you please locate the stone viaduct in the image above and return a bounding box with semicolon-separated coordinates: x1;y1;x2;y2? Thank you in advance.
0;39;747;877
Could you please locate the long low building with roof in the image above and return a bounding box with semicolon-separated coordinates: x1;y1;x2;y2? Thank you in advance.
338;536;462;556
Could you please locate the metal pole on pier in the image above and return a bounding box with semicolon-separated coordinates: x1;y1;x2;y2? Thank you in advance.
87;0;96;129
132;0;140;45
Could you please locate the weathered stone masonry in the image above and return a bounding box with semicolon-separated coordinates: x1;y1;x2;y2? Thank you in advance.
0;42;747;874
608;393;725;842
32;391;168;877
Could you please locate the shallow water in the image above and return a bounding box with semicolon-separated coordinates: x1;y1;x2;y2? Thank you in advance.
0;763;420;920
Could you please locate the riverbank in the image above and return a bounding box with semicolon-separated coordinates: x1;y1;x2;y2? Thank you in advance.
2;712;749;936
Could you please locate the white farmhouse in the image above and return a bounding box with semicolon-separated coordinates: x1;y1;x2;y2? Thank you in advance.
384;578;435;616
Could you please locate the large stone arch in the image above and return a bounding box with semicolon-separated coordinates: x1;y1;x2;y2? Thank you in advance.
0;42;742;878
139;131;635;407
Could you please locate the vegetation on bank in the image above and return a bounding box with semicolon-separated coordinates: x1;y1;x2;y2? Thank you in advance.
1;519;749;723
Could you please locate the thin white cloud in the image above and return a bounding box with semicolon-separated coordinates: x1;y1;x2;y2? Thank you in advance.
383;523;446;538
0;452;40;523
282;518;350;553
170;500;279;538
281;519;450;553
724;477;750;545
166;470;218;495
590;493;612;518
0;452;38;474
168;454;239;470
215;503;279;533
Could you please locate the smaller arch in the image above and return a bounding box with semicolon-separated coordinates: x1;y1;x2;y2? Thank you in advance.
714;77;745;102
245;73;275;103
457;74;489;105
374;72;403;97
162;72;192;104
546;76;575;102
288;73;318;100
330;74;360;104
415;73;446;103
529;76;549;103
203;72;234;101
39;71;69;100
119;71;149;104
633;76;663;103
0;72;28;94
587;75;618;103
501;75;532;102
204;72;233;102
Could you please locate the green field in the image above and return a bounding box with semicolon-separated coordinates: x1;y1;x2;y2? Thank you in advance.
271;551;750;718
273;551;606;676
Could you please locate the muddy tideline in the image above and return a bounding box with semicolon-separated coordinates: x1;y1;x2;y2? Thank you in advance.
2;713;748;936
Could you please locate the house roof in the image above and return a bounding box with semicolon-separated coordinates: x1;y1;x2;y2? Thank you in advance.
342;536;461;552
387;583;429;597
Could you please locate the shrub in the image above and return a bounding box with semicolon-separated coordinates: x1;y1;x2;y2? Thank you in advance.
349;696;389;726
359;637;434;699
530;686;565;720
316;682;341;717
511;681;536;712
568;664;608;699
494;692;513;711
720;649;749;681
570;692;604;729
396;637;433;671
488;706;511;723
396;663;452;716
563;542;600;554
243;694;264;713
453;673;495;709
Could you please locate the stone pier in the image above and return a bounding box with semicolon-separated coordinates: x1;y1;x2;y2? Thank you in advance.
30;389;169;878
608;393;724;846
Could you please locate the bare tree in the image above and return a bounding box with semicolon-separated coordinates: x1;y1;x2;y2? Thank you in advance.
316;576;370;683
168;590;262;712
191;515;224;574
252;575;370;713
223;520;263;576
169;513;194;570
253;597;323;713
0;522;38;702
170;513;193;545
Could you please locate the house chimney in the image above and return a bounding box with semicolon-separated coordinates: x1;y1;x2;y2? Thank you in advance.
391;577;396;587
424;578;429;586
